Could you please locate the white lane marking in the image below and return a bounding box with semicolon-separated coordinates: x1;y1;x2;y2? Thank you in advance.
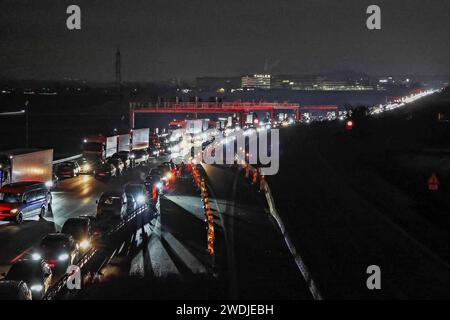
162;232;207;275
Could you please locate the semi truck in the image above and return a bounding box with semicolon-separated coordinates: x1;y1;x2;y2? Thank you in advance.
118;134;131;152
82;134;119;161
0;149;53;188
82;128;150;163
131;128;150;150
186;119;202;134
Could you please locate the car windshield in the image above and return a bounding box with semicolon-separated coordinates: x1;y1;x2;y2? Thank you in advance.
100;196;121;206
83;142;102;152
40;237;69;250
62;222;87;240
99;164;111;171
150;169;161;175
126;186;143;195
59;163;74;169
0;192;22;203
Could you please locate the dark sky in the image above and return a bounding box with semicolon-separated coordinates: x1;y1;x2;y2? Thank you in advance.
1;0;449;81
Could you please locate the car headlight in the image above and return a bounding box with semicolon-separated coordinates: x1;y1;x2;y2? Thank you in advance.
30;284;43;292
79;240;90;250
153;151;158;155
45;181;53;188
10;208;18;214
83;164;91;171
155;182;163;190
136;195;146;204
58;253;69;261
32;253;41;260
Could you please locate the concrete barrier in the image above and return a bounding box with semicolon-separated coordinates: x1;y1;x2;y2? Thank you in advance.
263;180;323;300
52;154;83;165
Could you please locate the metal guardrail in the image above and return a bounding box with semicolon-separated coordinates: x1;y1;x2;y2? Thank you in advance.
52;154;83;165
263;180;323;300
43;204;149;300
240;163;324;300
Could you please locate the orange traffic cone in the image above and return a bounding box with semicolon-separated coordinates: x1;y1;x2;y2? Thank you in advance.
245;164;250;178
252;169;258;185
428;173;440;191
260;174;265;192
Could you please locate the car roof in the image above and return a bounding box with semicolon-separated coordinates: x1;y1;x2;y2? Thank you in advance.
125;183;144;188
41;233;72;242
63;217;89;226
0;182;46;193
100;191;124;197
65;216;90;223
60;161;76;166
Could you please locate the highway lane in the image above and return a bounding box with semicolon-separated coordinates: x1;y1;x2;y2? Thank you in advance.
201;164;312;299
0;158;165;275
73;163;312;300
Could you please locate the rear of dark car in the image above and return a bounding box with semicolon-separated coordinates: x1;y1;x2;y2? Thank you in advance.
96;193;126;220
56;163;76;178
95;163;115;180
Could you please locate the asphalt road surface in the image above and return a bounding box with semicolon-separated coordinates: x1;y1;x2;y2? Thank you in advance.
73;163;311;299
0;158;165;276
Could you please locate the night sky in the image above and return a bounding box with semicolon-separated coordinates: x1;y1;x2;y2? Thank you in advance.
1;0;449;81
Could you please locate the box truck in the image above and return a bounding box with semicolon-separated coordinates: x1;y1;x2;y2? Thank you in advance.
82;134;118;161
0;149;53;187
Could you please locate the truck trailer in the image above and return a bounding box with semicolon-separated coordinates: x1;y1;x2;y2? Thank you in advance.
131;128;150;150
82;134;119;161
0;149;53;188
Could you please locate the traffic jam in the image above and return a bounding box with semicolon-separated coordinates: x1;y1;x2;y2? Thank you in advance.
0;111;298;300
0;86;435;300
0;124;186;299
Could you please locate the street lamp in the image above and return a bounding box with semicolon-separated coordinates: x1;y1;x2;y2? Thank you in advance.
0;100;29;147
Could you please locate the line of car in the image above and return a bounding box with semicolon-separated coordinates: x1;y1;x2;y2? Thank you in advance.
53;148;161;184
0;152;174;299
0;176;158;300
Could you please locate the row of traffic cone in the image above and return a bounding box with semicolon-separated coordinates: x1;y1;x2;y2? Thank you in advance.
200;178;215;256
244;164;266;193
